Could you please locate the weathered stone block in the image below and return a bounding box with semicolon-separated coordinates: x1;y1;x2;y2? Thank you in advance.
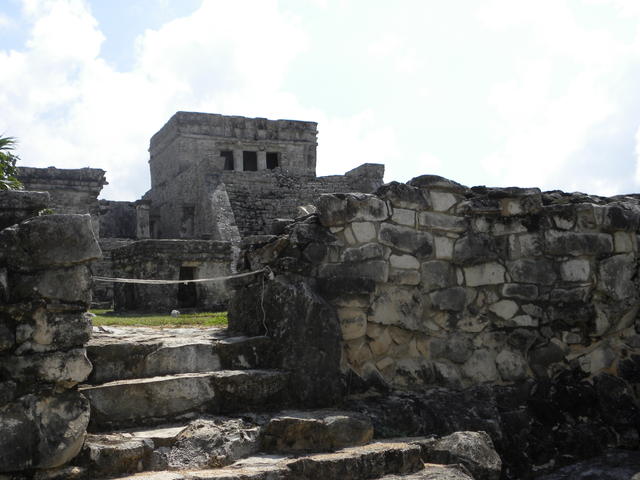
453;234;502;265
496;349;527;381
408;174;468;194
614;231;636;253
342;243;388;263
508;233;543;259
489;300;518;320
338;308;368;340
429;191;460;212
369;285;425;332
429;287;469;312
379;223;434;256
507;258;557;285
389;254;419;270
317;193;389;227
434;235;455;260
421;260;457;291
9;266;93;306
351;221;377;243
1;348;92;386
391;208;416;227
388;268;421;285
560;259;591;282
12;306;92;354
600;204;640;232
375;181;431;209
544;230;613;256
318;261;389;282
261;410;373;453
418;212;467;233
0;214;101;272
0;392;90;471
463;262;506;287
597;253;637;301
462;349;498;383
421;431;502;480
500;283;538;301
0;190;50;230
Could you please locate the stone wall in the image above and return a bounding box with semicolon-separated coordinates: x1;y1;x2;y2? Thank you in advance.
0;195;100;474
221;164;385;237
92;238;136;308
98;200;137;239
232;175;640;392
111;239;235;312
17;167;107;236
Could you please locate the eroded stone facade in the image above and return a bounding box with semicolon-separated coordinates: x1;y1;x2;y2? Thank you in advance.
233;175;640;391
144;112;384;240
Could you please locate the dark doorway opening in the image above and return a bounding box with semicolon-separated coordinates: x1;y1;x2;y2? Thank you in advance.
243;151;258;171
178;266;197;308
221;150;234;170
266;152;279;169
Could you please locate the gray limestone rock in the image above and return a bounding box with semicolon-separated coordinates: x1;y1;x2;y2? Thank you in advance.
379;464;475;479
317;193;389;227
0;391;90;471
408;175;468;194
158;418;260;470
0;214;101;272
421;260;457;292
376;181;431;210
379;223;434;257
9;265;93;306
261;410;373;453
420;431;502;480
0;190;50;230
507;258;557;285
2;348;92;386
544;230;613;256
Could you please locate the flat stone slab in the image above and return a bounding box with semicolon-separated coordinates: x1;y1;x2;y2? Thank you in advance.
87;326;272;383
92;439;428;480
261;409;373;453
81;369;288;431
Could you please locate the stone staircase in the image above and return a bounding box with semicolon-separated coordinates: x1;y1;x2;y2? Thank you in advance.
53;326;492;480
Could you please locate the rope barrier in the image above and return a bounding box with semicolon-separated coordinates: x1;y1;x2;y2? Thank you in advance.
92;267;271;285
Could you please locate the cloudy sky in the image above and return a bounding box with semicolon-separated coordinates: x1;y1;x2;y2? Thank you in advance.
1;0;640;200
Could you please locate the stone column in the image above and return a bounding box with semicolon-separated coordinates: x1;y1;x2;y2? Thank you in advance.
135;200;151;239
257;151;267;171
0;211;100;473
233;149;243;171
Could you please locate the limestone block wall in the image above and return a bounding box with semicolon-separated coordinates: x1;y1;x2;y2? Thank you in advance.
220;164;385;237
311;176;640;389
0;206;100;473
111;239;234;312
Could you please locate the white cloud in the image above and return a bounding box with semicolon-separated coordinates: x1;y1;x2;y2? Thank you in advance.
477;0;640;193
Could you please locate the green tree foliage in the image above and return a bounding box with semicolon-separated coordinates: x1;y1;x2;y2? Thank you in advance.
0;136;23;190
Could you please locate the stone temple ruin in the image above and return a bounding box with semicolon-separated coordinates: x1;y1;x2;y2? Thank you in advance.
3;112;640;480
16;112;384;311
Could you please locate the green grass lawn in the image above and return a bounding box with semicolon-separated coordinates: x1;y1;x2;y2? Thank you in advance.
90;309;228;328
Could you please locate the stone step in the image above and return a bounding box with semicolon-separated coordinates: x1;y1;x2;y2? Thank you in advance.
76;410;375;478
87;326;273;384
92;438;427;480
80;369;288;431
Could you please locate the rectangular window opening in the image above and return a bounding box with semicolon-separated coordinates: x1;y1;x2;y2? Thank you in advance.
266;152;279;169
221;150;234;170
243;151;258;171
